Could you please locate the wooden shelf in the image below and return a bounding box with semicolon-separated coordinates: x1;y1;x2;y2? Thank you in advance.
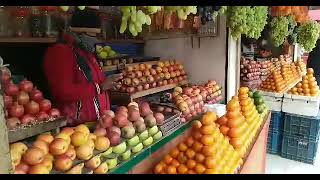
0;37;57;44
8;117;67;143
102;61;159;72
110;80;188;105
104;39;145;44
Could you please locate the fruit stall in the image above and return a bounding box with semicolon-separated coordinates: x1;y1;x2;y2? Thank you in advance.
0;6;319;174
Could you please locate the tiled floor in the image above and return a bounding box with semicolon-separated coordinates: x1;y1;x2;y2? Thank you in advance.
266;154;320;174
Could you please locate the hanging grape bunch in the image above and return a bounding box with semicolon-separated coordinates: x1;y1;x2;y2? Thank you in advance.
197;6;220;25
297;20;320;52
119;6;161;36
287;16;298;45
269;16;290;47
245;6;268;39
164;6;197;20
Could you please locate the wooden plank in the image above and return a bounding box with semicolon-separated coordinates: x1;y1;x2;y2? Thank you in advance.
102;61;159;72
0;37;57;43
8;118;67;143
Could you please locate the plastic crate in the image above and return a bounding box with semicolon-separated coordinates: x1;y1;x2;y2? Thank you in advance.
269;111;284;132
283;112;320;141
267;130;283;155
281;134;319;164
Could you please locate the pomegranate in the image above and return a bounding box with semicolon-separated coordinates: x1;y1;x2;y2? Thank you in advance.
4;95;13;108
5;83;19;96
19;80;33;93
17;91;30;105
9;103;24;118
39;99;52;112
25;101;40;115
30;88;44;102
37;111;49;121
21;114;36;125
49;108;61;118
6;117;20;129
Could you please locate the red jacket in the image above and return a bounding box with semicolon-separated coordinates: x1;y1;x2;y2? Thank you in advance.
44;34;110;126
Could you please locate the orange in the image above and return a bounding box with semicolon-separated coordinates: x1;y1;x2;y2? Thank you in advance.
303;80;309;85
205;156;217;169
192;120;202;130
220;126;230;136
204;169;218;174
310;87;319;94
164;154;173;165
202;146;216;156
240;99;250;107
194;163;206;174
307;68;314;74
200;135;214;146
169;148;180;159
187;169;196;174
177;164;188;174
192;141;204;152
186;159;197;169
193;131;203;140
227;116;245;128
185;137;195;147
171;159;180;168
303;84;309;89
230;138;242;149
185;149;196;159
238;94;249;100
226;100;240;111
166;165;177;174
309;81;317;88
178;142;188;152
226;110;241;120
195;153;205;163
154;163;165;174
177;152;188;164
238;87;249;95
303;89;310;94
297;83;302;88
216;115;228;126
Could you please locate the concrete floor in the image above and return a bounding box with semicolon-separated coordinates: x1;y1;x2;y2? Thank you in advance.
266;153;320;174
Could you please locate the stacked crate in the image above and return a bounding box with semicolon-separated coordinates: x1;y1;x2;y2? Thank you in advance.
280;112;320;164
267;111;284;155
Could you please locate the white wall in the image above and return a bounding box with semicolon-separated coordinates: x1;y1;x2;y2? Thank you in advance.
144;16;227;98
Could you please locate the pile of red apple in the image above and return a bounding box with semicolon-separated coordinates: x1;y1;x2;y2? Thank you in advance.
11;124;112;174
1;70;61;130
172;80;223;121
240;57;261;82
113;60;188;94
95;102;164;145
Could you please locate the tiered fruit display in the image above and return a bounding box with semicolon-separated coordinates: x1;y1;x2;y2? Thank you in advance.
281;61;296;85
114;60;187;94
153;112;242;174
260;71;286;92
217;87;264;157
11;124;111;174
259;60;272;81
1;70;61;130
270;58;281;71
240;57;261;82
288;68;319;96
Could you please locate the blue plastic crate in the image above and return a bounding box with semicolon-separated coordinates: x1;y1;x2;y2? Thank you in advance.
283;112;320;141
281;134;319;164
269;111;284;132
267;130;283;155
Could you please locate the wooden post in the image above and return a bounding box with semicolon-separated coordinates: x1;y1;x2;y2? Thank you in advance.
0;76;12;174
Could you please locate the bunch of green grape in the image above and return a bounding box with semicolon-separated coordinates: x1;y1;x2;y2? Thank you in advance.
226;6;252;39
164;6;197;20
287;16;298;45
245;6;268;39
269;16;290;47
119;6;161;36
297;20;320;52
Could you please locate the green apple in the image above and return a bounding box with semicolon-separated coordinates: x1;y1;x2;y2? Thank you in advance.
60;6;69;12
103;46;112;52
109;50;116;57
142;137;153;147
112;142;127;154
98;51;108;59
139;130;149;141
152;131;163;141
101;147;113;157
78;6;86;10
96;45;103;53
132;143;143;153
106;158;118;169
120;149;132;161
127;135;140;147
148;126;159;136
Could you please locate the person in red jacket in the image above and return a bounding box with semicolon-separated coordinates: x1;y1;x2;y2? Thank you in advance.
44;9;122;126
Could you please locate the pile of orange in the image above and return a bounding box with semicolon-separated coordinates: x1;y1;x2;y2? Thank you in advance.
281;62;296;85
260;71;287;92
289;68;319;96
295;59;307;74
153;112;242;174
217;88;262;157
